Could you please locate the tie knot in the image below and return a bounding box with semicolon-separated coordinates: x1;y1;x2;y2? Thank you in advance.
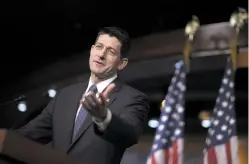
88;84;98;93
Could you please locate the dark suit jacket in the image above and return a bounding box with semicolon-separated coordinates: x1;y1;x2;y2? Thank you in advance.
15;78;150;164
0;131;81;164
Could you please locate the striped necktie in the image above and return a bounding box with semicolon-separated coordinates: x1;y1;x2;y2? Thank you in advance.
72;84;97;141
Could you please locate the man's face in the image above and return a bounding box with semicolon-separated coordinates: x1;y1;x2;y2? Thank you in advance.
89;34;127;78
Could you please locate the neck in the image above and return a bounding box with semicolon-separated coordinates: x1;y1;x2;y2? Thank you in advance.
90;73;116;84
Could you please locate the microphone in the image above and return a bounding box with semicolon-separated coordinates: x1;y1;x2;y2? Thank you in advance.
0;95;26;106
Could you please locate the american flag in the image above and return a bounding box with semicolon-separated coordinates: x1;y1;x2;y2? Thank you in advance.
202;57;239;164
147;61;186;164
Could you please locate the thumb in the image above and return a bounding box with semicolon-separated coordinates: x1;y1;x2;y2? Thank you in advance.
102;83;116;100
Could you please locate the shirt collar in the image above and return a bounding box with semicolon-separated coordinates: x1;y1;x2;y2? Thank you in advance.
86;74;118;93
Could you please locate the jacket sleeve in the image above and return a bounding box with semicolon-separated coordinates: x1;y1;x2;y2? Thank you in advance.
94;93;150;148
14;97;56;144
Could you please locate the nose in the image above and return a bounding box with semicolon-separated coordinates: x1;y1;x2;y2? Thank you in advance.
97;49;106;59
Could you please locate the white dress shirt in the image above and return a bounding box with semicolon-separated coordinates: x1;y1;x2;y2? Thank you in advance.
75;74;117;131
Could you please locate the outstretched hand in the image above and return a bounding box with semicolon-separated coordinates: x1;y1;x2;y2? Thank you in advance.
80;83;115;121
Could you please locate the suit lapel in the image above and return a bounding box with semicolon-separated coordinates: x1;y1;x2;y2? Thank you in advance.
60;82;88;151
105;90;118;107
69;112;92;147
104;78;122;108
68;78;123;150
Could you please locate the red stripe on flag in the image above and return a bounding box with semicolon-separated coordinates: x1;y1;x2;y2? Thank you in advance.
164;149;169;164
207;147;217;164
172;140;178;164
226;141;232;164
151;155;157;164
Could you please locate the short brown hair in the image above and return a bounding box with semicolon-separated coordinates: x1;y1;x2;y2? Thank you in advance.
96;27;131;58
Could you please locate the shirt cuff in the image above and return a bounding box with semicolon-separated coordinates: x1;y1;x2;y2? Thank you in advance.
92;109;112;131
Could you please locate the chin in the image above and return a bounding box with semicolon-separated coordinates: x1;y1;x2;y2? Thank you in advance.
90;66;100;73
91;69;104;76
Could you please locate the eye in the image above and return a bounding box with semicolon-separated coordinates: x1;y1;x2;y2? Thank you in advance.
95;45;102;49
107;50;115;55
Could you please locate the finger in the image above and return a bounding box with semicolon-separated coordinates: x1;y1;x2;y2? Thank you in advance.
82;97;92;111
96;93;104;105
90;92;103;108
81;92;95;109
102;83;116;100
85;92;98;109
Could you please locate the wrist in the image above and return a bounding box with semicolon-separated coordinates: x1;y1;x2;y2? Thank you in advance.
96;114;107;122
97;110;108;122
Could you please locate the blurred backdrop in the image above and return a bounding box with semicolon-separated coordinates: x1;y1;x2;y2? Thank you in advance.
0;0;248;163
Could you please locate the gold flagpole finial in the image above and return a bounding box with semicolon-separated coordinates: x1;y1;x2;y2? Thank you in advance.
160;100;166;111
230;8;248;32
184;15;200;72
185;16;200;41
229;7;248;70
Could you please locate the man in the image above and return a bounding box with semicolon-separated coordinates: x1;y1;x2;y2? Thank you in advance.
15;27;150;164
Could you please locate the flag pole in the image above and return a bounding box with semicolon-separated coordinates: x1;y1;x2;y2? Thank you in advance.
160;16;200;111
184;15;200;72
229;7;248;71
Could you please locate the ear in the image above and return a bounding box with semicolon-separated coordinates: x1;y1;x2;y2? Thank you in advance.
118;58;128;71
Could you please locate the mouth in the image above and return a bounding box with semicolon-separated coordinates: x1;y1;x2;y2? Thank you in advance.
94;61;105;66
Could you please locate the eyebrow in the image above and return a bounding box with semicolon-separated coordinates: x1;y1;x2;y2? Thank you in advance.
95;42;103;45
